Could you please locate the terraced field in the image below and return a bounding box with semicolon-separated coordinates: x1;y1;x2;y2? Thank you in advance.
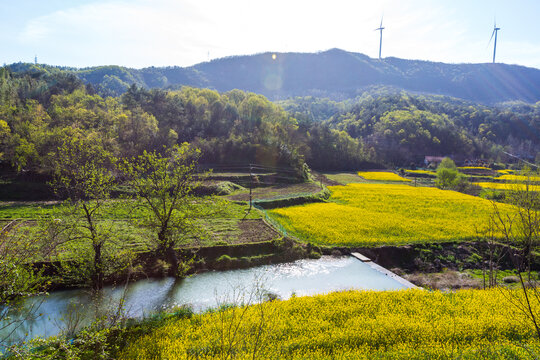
269;183;515;246
358;171;411;182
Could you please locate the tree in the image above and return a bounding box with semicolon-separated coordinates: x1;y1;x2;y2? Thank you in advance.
118;143;212;276
50;135;117;290
0;219;66;347
490;168;540;340
435;158;466;190
0;119;10;160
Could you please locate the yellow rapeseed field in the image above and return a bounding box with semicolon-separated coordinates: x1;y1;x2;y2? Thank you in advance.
404;169;436;175
475;182;540;191
357;171;411;182
458;166;491;170
499;174;540;182
120;289;540;359
269;183;515;246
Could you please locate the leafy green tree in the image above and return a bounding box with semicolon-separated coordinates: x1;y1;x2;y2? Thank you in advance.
435;158;466;190
0;119;10;160
118;143;212;276
50;135;117;290
116;108;158;157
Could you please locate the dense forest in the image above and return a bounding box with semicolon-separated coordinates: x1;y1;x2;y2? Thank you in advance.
0;67;372;174
282;93;540;165
7;48;540;104
0;66;539;175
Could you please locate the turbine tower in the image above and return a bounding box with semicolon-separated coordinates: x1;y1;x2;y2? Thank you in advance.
489;21;501;63
375;17;384;60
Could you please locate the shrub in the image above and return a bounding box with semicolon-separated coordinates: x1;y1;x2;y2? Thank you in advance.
435;158;467;190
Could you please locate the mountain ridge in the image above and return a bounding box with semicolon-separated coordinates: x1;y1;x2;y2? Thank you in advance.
7;48;540;104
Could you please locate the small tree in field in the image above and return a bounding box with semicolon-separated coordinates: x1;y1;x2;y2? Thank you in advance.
119;143;211;276
435;157;466;190
51;135;116;290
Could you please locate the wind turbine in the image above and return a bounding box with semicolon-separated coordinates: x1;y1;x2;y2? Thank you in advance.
375;17;384;60
489;21;501;63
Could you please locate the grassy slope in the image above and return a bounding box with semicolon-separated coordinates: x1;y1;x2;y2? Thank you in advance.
269;183;515;246
120;288;539;359
0;199;262;260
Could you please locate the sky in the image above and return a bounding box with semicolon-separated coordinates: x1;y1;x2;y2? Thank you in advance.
1;0;540;69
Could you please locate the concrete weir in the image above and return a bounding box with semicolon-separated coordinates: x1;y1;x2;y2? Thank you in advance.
351;252;420;289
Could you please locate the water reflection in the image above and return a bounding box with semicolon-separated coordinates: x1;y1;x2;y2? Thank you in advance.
1;256;406;345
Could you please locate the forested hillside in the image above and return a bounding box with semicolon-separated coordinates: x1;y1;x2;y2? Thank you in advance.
282;92;540;164
0;67;371;174
7;48;540;104
1;66;538;173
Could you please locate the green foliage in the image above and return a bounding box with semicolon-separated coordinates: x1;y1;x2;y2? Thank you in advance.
0;222;46;303
324;91;540;166
1;63;539;175
118;143;223;275
49;136;120;289
435;158;467;190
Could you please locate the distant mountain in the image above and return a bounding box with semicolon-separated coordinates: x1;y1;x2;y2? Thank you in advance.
8;49;540;104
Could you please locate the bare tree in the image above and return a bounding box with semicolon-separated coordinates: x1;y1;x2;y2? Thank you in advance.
489;169;540;339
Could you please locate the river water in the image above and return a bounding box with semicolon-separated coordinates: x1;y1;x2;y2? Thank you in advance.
1;256;409;345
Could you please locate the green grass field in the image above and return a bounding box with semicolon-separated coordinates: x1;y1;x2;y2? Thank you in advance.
0;199;263;261
323;172;367;185
269;183;515;246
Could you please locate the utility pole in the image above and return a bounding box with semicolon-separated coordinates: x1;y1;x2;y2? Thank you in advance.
249;164;253;210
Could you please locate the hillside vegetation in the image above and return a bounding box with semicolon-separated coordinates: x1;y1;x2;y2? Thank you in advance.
285;92;540;165
8;49;540;104
0;67;373;173
1;66;539;172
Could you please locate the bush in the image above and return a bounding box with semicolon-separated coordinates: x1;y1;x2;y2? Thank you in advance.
435;158;467;190
215;254;234;269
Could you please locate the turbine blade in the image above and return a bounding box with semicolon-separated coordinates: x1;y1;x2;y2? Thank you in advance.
488;29;495;45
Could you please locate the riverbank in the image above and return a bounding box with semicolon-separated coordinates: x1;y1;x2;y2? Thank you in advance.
33;235;536;292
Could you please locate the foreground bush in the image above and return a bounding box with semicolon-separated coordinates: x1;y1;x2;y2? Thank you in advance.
119;289;539;359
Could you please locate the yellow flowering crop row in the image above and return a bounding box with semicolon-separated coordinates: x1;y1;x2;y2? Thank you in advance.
357;171;411;182
497;169;514;174
458;166;492;170
498;174;540;182
269;183;515;246
120;289;540;359
475;182;540;191
404;169;435;175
